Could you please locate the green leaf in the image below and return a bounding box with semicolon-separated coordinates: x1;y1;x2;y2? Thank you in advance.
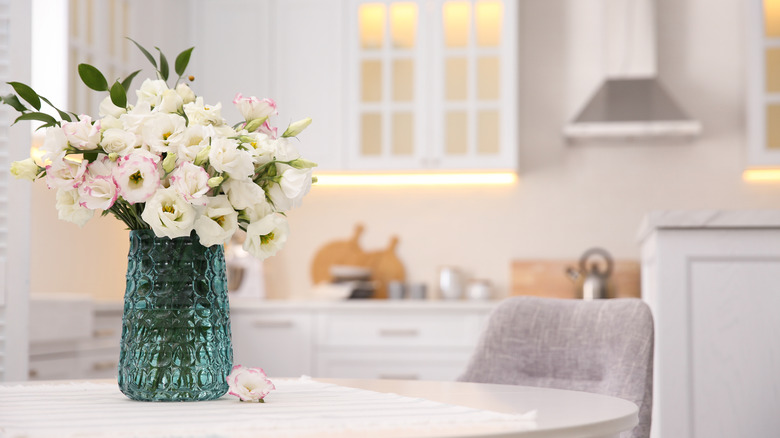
155;47;169;81
110;81;127;108
127;37;157;69
7;82;41;110
39;96;72;122
120;69;142;92
1;94;28;112
35;122;56;132
174;47;194;77
78;63;108;91
13;112;58;126
83;151;99;163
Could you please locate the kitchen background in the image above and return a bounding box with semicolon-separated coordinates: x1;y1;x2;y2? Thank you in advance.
28;0;780;302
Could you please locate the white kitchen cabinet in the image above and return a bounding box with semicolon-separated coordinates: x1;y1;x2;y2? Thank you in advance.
639;211;780;438
747;0;780;166
346;0;517;171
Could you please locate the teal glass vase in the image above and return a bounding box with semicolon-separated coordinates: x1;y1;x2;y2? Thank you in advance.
118;230;233;401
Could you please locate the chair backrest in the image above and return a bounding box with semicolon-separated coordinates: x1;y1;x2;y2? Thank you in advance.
458;296;654;438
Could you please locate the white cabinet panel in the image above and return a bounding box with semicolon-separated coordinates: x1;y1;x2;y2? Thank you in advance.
230;310;314;378
317;349;473;381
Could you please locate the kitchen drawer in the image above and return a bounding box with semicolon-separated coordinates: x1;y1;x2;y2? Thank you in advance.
79;349;120;379
316;311;486;348
316;349;473;381
29;355;80;381
231;310;314;378
93;308;123;344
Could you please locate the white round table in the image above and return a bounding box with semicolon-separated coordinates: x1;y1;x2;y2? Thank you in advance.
319;378;638;438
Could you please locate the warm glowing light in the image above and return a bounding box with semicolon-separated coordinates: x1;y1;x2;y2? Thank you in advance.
316;172;517;186
443;2;470;47
743;168;780;182
475;1;502;46
390;3;417;48
766;0;780;37
360;3;386;49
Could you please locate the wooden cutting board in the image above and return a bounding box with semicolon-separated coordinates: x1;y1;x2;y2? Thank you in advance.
310;224;405;299
510;259;641;299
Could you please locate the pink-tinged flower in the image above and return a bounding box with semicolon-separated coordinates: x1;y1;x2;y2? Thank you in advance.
77;175;118;210
233;94;277;122
169;161;210;205
259;119;278;139
113;150;161;204
55;188;93;227
45;158;88;190
226;365;275;402
62;115;101;150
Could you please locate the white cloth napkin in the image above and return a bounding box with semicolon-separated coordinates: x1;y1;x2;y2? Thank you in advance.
0;378;536;438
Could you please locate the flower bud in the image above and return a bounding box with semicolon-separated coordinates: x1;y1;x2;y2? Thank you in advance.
162;153;178;173
194;146;211;166
10;157;41;181
207;176;224;188
311;176;318;184
282;117;312;138
289;158;317;169
244;116;268;133
108;153;120;162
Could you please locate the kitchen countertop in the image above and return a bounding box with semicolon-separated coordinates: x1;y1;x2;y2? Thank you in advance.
637;209;780;241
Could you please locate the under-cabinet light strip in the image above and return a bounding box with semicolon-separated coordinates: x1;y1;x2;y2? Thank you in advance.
743;169;780;182
315;172;517;186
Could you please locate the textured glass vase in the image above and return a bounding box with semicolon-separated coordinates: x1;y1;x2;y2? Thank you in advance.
118;230;233;401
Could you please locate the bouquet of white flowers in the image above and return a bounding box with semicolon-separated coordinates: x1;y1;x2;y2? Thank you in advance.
5;40;316;260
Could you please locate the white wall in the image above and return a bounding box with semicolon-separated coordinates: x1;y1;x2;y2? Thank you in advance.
30;0;780;301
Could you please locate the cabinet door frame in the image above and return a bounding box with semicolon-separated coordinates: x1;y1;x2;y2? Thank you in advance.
747;0;780;166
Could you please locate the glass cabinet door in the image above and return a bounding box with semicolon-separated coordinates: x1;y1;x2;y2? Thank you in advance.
748;0;780;166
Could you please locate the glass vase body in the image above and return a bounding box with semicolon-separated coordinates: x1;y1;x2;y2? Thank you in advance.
118;230;233;401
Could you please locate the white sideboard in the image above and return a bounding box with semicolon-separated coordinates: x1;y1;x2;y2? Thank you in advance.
29;298;496;382
638;211;780;438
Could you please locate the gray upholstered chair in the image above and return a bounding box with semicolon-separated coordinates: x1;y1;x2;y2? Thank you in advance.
458;296;654;438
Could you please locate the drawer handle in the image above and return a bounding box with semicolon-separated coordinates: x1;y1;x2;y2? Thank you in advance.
253;320;294;329
378;373;419;380
92;361;117;372
378;328;419;337
93;329;117;338
28;369;39;379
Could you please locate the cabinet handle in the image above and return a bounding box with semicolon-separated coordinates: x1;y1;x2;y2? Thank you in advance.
93;328;116;338
28;369;39;379
92;361;117;371
378;328;419;337
253;320;294;329
378;373;419;380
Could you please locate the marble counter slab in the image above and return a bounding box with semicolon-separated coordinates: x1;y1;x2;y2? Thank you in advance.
637;209;780;242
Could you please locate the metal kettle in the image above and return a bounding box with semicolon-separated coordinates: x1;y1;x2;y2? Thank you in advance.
565;248;614;300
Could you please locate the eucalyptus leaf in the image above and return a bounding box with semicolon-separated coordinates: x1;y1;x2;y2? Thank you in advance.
155;47;169;81
7;81;41;110
127;37;157;69
0;94;28;112
110;81;128;108
13;112;58;126
175;47;194;77
78;64;108;91
121;69;142;92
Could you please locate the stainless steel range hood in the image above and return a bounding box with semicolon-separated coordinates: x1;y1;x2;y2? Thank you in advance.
564;0;701;139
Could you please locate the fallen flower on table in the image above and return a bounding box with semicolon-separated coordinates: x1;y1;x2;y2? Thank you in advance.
226;365;275;402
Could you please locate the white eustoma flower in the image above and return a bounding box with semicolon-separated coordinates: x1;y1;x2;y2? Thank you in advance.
183;97;225;126
39;126;69;163
209;137;253;178
141;112;186;154
141;187;197;239
222;178;266;210
62;115;100;150
226;365;275;402
243;214;289;260
175;83;196;104
267;167;312;212
169;124;213;164
242;132;276;165
232;94;277;122
273;137;302;162
169;161;210;205
135;78;168;108
120;101;153;136
99;95;126;118
157;88;184;113
113;149;161;204
243;198;274;222
99;115;123;131
10;158;40;180
55;188;93;227
101;128;138;156
77;175;118;210
45;158;88;190
193;195;238;247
